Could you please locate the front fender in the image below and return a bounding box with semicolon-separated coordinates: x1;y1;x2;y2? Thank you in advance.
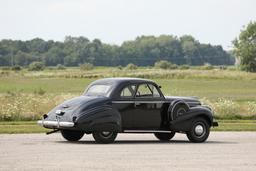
75;105;122;132
169;106;214;132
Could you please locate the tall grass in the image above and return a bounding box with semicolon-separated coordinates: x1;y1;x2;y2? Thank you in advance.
0;92;255;121
1;67;256;80
201;98;256;120
0;92;76;121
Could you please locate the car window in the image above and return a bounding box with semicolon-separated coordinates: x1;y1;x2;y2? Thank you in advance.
148;84;161;97
84;84;111;96
136;84;160;98
120;85;136;98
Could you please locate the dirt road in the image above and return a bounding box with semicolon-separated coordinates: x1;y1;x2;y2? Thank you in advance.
0;132;256;171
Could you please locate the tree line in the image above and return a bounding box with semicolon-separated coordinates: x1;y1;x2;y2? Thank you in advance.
233;21;256;72
0;35;235;67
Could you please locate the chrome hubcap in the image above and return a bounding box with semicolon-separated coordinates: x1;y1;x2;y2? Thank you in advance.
195;125;204;136
101;132;113;138
102;131;110;135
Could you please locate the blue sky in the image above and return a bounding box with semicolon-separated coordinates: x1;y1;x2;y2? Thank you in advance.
0;0;255;49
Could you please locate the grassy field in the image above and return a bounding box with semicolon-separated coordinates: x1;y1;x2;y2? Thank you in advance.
0;77;255;100
0;67;256;122
0;120;255;134
0;121;47;134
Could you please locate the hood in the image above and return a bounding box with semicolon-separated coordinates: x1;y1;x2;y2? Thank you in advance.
165;96;201;106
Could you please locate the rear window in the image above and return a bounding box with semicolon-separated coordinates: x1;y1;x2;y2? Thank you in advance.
84;85;111;96
120;85;136;98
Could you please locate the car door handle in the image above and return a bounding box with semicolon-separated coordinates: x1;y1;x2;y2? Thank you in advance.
134;102;141;107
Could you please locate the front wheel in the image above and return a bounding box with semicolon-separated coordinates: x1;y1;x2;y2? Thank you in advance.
186;118;210;143
92;132;117;144
154;132;175;141
61;130;84;141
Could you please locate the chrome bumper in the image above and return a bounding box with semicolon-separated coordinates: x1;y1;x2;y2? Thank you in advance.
37;120;74;128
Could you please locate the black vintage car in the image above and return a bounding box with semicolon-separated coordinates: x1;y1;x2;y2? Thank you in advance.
38;78;218;143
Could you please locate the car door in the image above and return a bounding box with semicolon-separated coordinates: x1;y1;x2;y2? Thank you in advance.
132;83;164;129
111;84;136;129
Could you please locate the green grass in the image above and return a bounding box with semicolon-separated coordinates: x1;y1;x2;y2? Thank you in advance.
0;77;94;94
212;120;256;131
155;79;256;101
0;120;255;133
0;77;255;101
1;68;256;101
0;121;47;134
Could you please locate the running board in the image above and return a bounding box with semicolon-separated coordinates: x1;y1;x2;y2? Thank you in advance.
123;130;172;133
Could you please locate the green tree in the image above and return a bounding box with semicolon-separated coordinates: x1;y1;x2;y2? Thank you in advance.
0;35;234;67
233;21;256;72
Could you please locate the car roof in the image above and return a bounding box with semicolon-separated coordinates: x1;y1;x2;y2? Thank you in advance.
91;77;156;85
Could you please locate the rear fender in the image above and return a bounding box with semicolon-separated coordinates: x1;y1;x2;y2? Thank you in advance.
75;105;122;132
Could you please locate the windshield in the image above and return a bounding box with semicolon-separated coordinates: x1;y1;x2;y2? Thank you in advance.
84;84;111;96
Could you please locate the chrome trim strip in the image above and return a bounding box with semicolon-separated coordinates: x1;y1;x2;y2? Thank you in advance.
112;101;165;104
37;120;74;128
123;130;172;133
112;101;134;103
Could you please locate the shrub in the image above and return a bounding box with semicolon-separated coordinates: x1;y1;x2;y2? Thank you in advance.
179;64;190;70
34;88;46;95
80;63;94;71
28;62;45;71
56;64;66;70
117;65;123;70
154;60;171;69
125;63;138;70
11;65;22;71
154;60;178;70
202;63;214;70
219;65;227;70
169;64;178;69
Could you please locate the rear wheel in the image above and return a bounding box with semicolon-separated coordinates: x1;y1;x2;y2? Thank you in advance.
154;132;175;141
61;130;84;141
186;118;210;143
92;131;117;144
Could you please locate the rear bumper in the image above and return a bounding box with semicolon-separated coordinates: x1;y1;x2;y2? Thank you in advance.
37;120;74;129
213;121;218;127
